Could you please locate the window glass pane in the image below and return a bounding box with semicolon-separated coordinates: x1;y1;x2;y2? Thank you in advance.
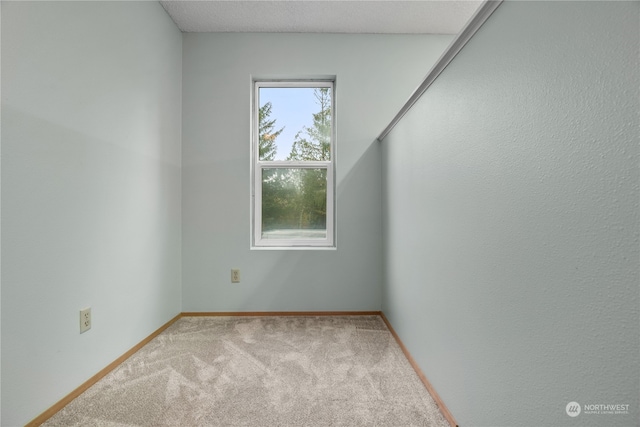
258;87;332;161
262;168;327;239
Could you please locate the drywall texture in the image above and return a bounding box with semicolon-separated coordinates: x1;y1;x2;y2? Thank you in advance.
1;2;182;425
381;1;639;426
182;33;452;312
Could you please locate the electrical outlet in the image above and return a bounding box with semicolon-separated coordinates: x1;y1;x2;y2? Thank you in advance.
231;269;240;283
80;307;91;333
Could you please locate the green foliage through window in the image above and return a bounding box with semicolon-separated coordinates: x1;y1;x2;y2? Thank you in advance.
254;82;334;246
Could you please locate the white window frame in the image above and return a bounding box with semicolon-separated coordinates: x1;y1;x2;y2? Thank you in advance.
251;80;335;249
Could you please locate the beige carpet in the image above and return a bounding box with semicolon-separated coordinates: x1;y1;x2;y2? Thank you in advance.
43;316;449;426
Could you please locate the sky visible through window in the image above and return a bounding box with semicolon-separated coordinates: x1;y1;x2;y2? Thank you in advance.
259;87;318;161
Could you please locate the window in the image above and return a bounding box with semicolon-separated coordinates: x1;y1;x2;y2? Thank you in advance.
252;80;335;248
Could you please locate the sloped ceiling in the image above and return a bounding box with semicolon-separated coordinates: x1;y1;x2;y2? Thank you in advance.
160;0;483;34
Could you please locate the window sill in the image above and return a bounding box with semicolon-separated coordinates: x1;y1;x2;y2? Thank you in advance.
250;245;337;251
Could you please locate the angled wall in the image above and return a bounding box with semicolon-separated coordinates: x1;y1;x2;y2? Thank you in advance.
381;1;639;426
181;33;452;312
1;2;182;425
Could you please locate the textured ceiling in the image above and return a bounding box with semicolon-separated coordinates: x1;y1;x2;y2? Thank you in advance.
159;1;483;34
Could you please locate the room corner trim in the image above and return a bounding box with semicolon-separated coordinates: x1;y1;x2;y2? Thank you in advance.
181;310;382;317
25;313;182;427
380;311;459;427
26;310;450;426
25;311;381;425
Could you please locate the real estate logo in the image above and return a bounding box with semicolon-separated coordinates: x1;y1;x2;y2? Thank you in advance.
566;402;581;417
566;401;631;417
582;403;630;415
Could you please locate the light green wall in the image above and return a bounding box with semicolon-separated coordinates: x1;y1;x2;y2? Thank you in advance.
1;2;182;425
1;6;452;422
181;33;452;312
6;1;635;426
381;1;639;426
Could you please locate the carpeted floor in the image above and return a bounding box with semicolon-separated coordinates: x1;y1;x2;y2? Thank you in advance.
43;316;449;426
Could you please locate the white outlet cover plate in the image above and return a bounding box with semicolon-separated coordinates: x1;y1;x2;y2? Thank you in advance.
231;269;240;283
80;307;91;333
